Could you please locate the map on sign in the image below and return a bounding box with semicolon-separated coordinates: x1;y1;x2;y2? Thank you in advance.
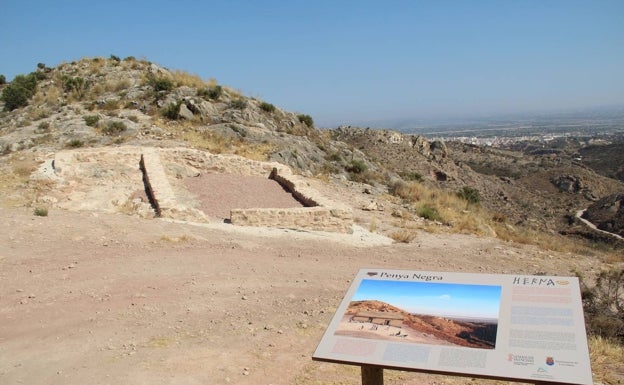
313;269;593;385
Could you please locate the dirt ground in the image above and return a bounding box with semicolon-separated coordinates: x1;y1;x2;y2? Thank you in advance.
1;201;613;385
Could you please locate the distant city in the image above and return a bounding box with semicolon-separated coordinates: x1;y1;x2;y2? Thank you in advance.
390;105;624;147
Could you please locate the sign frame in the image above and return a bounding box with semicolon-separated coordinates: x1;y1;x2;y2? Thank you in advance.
313;269;593;385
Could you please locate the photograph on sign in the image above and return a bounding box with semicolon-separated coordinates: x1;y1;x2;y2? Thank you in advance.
334;279;501;349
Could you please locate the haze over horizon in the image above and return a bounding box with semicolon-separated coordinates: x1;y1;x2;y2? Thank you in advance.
2;1;623;128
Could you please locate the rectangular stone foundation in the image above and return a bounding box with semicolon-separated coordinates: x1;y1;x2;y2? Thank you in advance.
230;206;353;234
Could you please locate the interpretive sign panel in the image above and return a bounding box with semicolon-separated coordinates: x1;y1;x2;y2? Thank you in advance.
313;269;592;385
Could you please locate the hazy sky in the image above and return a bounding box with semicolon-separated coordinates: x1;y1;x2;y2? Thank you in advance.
352;280;502;319
2;1;623;127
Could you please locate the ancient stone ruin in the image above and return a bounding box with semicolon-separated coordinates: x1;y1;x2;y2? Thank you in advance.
34;146;353;233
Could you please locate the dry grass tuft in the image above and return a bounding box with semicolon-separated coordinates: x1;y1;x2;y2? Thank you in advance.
389;229;417;243
105;79;131;93
588;335;624;384
171;71;207;89
160;234;193;243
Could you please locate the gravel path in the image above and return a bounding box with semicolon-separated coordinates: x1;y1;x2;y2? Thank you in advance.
184;173;304;220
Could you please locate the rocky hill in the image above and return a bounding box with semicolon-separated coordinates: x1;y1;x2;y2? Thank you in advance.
1;56;623;249
345;300;496;349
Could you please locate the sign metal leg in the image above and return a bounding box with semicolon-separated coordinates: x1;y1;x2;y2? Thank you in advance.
361;365;383;385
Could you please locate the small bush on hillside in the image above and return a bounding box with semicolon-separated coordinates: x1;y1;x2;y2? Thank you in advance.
101;100;120;111
399;171;423;182
345;159;367;174
37;121;50;131
417;204;441;221
33;207;48;217
198;85;223;100
1;73;39;111
297;114;314;127
67;139;84;148
102;120;127;135
325;152;343;162
110;54;121;62
83;115;100;127
61;76;89;99
229;99;247;110
390;230;416;243
579;268;624;342
457;186;481;205
148;76;174;92
0;74;6;85
161;102;181;120
259;102;276;113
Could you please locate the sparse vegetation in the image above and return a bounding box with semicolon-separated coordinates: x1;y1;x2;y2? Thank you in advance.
101;100;120;111
456;186;481;205
297;114;314;127
1;73;39;111
389;229;416;243
579;268;624;342
229;99;247;110
61;75;90;99
161;102;181;120
33;207;48;217
67;139;84;148
102;120;127;135
83;115;100;127
259;102;276;113
148;76;174;92
198;85;222;100
345;159;367;174
399;171;423;182
416;204;442;221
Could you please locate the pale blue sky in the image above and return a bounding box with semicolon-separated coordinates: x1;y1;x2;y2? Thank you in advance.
2;1;623;127
351;279;502;319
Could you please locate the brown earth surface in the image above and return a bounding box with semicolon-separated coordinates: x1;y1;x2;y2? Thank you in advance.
184;173;304;221
0;175;618;385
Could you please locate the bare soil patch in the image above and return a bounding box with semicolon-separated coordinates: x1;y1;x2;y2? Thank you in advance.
184;173;304;221
0;206;615;385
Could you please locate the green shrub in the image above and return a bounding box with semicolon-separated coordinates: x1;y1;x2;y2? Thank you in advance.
67;139;84;148
417;204;441;221
161;102;181;120
229;98;247;110
326;152;343;162
346;159;367;174
457;186;481;205
399;171;423;182
579;268;624;342
37;121;50;131
297;114;314;127
33;207;48;217
61;76;89;99
1;73;39;111
198;85;223;100
259;102;276;113
83;115;100;127
102;120;127;135
0;74;6;85
148;76;174;92
110;54;121;62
